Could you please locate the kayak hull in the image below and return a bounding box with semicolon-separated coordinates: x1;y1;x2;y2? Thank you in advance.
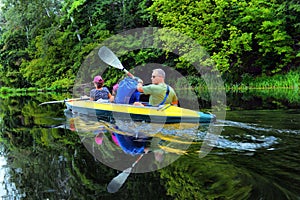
65;101;216;124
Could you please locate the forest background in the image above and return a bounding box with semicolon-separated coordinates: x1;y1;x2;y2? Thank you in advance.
0;0;299;92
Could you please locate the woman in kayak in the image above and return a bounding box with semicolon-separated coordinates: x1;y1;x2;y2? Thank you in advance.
90;75;114;102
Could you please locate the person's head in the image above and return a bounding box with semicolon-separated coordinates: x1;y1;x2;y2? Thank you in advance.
93;75;104;89
94;130;104;145
112;83;119;95
151;69;165;84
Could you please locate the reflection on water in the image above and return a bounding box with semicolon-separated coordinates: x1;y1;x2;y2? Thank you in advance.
64;111;201;173
0;93;299;199
0;148;25;199
0;155;6;196
213;120;279;151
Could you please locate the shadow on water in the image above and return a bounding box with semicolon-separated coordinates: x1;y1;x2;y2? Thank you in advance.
0;90;299;199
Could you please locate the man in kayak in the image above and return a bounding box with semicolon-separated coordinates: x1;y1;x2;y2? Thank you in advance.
135;68;178;106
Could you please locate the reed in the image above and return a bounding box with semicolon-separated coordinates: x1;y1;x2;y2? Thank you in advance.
228;70;299;90
234;88;300;104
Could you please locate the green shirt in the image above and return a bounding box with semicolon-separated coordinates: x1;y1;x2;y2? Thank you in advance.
142;83;178;106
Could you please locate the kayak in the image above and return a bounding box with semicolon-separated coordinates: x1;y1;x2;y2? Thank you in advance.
65;100;216;124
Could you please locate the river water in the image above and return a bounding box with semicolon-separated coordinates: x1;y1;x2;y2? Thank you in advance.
0;91;299;199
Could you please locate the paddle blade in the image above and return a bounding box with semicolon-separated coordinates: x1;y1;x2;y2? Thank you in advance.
107;168;132;193
98;46;124;70
39;100;64;106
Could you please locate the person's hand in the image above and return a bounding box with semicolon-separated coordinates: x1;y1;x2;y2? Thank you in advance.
81;95;89;99
133;77;143;84
133;102;144;106
144;147;150;153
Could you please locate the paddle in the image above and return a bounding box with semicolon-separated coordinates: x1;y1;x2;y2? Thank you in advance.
107;153;144;193
98;46;134;78
39;97;89;106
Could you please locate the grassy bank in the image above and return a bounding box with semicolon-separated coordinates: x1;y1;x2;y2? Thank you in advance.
0;86;70;94
1;69;299;95
226;69;299;91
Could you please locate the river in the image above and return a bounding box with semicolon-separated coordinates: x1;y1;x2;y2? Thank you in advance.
0;90;299;199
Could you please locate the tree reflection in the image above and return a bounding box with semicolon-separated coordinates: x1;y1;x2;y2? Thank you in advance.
0;95;168;199
158;151;253;199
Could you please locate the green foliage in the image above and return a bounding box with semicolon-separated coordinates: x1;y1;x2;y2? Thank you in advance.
0;0;299;89
0;31;30;87
148;0;299;82
0;86;12;94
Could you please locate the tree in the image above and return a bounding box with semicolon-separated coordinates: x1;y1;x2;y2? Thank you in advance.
148;0;299;82
0;0;63;88
0;0;153;89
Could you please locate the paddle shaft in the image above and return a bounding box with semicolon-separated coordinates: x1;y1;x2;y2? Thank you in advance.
131;153;144;167
39;97;89;106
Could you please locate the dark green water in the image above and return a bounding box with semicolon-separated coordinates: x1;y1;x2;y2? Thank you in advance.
0;91;299;199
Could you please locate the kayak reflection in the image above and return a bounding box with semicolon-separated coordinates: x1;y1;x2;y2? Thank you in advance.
65;110;201;173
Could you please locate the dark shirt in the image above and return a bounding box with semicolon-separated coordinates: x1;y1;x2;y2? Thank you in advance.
129;90;140;104
113;133;148;155
90;87;110;101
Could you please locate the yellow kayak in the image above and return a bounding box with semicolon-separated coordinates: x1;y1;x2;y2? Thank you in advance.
65;100;216;124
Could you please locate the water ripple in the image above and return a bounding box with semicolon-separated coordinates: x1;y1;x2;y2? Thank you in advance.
219;120;300;135
194;120;283;151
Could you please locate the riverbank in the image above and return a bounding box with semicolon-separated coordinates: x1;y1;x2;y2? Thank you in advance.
0;86;70;95
1;69;299;95
226;69;299;91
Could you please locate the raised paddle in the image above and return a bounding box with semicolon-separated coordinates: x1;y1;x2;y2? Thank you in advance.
39;97;89;106
98;46;134;78
107;153;144;193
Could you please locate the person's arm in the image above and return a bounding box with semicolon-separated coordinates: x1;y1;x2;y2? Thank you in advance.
137;82;144;92
105;87;113;102
108;93;114;102
90;90;95;101
171;90;179;106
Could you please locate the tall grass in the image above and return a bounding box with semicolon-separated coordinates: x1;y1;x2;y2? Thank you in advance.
227;69;300;90
246;88;300;104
